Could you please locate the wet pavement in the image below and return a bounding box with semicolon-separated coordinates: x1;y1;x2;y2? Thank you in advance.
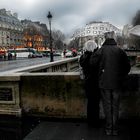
0;115;40;140
0;116;140;140
23;119;140;140
0;56;62;72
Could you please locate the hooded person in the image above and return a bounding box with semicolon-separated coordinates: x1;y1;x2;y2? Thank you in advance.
83;39;98;52
79;39;100;127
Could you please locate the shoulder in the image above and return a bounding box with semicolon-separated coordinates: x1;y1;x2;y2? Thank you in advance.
118;48;127;56
80;51;92;59
79;51;92;65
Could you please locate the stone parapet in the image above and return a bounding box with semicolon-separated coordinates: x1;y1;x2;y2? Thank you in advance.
0;74;21;116
19;71;140;119
0;57;140;119
21;72;86;118
0;71;140;119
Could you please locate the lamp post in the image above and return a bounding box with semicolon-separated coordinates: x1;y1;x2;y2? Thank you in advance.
47;11;53;62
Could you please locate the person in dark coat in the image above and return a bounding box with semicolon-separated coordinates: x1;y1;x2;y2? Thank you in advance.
90;31;131;135
79;40;100;127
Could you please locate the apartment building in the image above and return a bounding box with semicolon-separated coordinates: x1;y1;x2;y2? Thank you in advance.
0;8;24;50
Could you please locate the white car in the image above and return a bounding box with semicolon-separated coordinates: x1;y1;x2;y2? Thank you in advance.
65;51;72;57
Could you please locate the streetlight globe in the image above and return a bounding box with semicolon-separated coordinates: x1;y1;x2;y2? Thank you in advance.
47;11;52;21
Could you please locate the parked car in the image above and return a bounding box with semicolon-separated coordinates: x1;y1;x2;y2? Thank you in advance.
65;51;73;57
28;53;36;58
53;51;61;56
35;52;43;58
42;52;49;57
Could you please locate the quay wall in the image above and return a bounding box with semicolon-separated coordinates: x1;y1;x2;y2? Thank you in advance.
20;72;86;118
0;74;21;116
0;71;140;119
20;71;140;119
0;56;140;119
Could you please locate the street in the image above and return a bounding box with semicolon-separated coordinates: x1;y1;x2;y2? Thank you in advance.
0;56;62;72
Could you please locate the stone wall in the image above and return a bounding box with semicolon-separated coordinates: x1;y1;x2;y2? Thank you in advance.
20;72;140;119
0;68;140;119
0;74;21;116
20;72;87;118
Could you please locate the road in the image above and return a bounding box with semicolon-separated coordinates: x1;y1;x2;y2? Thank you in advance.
0;56;62;72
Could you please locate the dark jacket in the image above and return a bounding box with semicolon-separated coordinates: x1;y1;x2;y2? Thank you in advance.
90;39;131;89
79;50;99;83
79;51;92;80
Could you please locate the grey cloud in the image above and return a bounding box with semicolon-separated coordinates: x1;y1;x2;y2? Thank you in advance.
0;0;140;37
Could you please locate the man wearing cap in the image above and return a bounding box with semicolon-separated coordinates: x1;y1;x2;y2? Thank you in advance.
90;31;131;135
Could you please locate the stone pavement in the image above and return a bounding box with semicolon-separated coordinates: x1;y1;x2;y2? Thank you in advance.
23;120;140;140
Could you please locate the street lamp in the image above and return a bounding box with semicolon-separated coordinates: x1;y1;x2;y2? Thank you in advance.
47;11;53;62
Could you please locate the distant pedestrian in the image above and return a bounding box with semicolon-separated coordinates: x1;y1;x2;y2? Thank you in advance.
72;48;77;57
63;49;67;58
90;31;131;135
8;52;12;60
79;39;100;127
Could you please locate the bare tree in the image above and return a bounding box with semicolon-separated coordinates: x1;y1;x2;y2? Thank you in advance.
67;37;80;50
131;10;140;49
52;29;65;50
132;10;140;26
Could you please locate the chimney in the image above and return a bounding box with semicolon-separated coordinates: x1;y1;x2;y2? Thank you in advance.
6;10;12;16
13;12;18;18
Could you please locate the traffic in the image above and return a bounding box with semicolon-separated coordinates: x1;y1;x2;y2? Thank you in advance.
0;48;80;61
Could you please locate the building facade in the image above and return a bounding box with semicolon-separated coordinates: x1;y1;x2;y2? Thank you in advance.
0;8;24;51
0;9;49;54
21;20;49;51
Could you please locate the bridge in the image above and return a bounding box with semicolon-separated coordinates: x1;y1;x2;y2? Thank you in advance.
125;49;140;56
0;56;139;118
0;57;80;116
0;56;140;139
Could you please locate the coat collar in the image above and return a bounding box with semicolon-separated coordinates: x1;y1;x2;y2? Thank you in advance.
102;39;117;46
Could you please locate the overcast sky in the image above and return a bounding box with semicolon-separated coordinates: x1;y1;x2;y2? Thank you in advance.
0;0;140;37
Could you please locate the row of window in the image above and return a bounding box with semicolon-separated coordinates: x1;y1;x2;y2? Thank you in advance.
82;27;116;32
79;26;112;32
0;24;23;31
75;29;120;37
74;23;120;38
0;16;21;26
0;38;45;45
0;31;10;36
86;26;107;30
78;30;108;36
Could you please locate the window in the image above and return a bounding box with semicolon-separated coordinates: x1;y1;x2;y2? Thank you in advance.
100;27;104;30
106;28;109;31
87;26;91;29
87;30;90;33
93;31;97;34
81;33;85;36
98;31;102;34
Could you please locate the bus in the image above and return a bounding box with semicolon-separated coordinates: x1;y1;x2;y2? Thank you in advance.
7;48;37;58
